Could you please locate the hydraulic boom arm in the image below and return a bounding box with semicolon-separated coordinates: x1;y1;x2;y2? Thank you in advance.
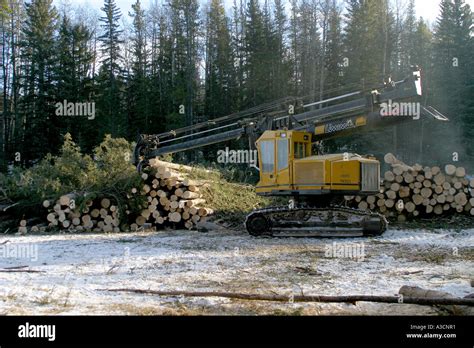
134;68;447;168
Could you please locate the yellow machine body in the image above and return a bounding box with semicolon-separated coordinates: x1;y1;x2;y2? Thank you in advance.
255;130;380;196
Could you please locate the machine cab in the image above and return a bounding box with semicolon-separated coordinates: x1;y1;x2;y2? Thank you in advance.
255;130;380;196
255;130;311;194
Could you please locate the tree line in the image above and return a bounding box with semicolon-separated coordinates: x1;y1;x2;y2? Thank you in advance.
0;0;472;172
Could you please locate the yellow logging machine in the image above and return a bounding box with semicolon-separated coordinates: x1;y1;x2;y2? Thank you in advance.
134;67;448;237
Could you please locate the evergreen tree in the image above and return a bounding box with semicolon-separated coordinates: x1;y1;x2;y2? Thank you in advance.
0;0;472;173
432;0;472;116
394;16;433;165
97;0;126;137
399;0;417;74
272;0;289;98
56;14;95;151
340;0;397;157
392;0;423;164
148;1;174;132
168;0;200;127
323;0;344;93
344;0;395;87
19;0;59;163
230;0;246;109
0;0;14;171
411;18;433;79
261;0;274;98
430;0;473;164
289;0;299;95
289;0;321;97
244;0;267;106
204;0;235;119
2;0;23;170
127;0;150;137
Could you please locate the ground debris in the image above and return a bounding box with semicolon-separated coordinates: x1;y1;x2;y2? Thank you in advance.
100;288;474;306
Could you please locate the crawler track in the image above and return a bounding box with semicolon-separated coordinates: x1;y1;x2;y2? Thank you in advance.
245;206;388;237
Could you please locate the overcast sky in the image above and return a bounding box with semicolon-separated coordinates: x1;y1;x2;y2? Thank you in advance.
55;0;474;27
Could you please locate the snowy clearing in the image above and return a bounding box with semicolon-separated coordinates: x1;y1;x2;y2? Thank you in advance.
0;226;473;315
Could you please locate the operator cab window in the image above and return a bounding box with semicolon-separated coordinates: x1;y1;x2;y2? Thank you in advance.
277;138;288;171
260;140;274;173
294;142;305;159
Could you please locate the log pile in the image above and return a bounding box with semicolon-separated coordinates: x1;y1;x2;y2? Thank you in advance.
126;158;213;231
42;195;121;233
28;160;214;233
345;153;474;222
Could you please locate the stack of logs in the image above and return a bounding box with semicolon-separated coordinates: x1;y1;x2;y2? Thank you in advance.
31;160;213;233
127;158;213;231
345;153;474;222
42;195;121;232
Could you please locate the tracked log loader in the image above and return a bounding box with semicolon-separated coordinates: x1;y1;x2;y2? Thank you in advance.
133;67;448;237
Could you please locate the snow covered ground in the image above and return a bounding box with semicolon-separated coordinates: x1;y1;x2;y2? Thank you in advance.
0;225;472;315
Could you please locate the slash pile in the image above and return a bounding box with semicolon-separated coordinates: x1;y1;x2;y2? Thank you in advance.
345;153;474;222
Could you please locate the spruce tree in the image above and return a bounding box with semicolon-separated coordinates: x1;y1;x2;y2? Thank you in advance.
244;0;267;106
399;0;417;74
56;15;95;151
20;0;59;163
148;1;173;132
290;0;321;97
272;0;289;99
204;0;235;118
342;0;396;156
324;0;344;93
344;0;395;87
431;0;473;166
127;0;150;137
168;0;200;127
230;0;246;109
97;0;126;137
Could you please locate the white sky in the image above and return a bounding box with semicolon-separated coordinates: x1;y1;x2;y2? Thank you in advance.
54;0;474;26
